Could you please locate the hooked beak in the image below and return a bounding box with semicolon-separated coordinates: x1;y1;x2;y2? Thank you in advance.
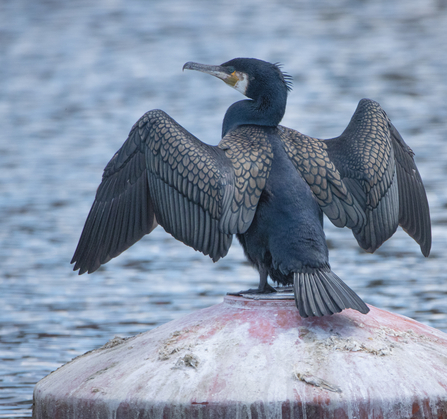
183;61;241;88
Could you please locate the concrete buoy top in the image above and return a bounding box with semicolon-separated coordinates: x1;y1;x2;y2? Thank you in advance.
34;296;447;419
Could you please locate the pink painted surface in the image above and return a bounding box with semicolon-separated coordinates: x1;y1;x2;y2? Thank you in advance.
33;296;447;418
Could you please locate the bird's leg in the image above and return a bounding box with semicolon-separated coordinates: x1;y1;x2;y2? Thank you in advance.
228;267;276;295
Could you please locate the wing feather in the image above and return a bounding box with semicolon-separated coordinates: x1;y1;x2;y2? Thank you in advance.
390;123;431;255
324;99;431;255
72;110;273;274
281;99;430;256
217;126;273;234
278;127;366;230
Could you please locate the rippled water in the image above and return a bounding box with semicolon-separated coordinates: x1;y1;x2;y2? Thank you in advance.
1;0;447;417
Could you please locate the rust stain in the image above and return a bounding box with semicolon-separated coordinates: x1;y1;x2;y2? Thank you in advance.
412;401;420;415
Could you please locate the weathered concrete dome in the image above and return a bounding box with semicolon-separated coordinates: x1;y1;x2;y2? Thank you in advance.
33;296;447;418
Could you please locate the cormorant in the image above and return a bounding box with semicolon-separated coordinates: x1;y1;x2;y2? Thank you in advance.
71;58;431;318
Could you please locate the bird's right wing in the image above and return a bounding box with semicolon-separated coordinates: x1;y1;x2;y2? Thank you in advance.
281;99;431;257
388;122;431;256
279;127;366;231
72;111;272;274
324;99;431;256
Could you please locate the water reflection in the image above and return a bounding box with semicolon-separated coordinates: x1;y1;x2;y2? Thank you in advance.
1;0;447;417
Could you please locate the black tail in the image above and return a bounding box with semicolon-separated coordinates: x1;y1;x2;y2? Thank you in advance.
293;270;369;318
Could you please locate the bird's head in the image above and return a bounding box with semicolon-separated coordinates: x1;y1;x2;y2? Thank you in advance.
183;58;292;136
183;58;292;101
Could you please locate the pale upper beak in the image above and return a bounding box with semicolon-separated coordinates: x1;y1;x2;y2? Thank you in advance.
183;61;249;95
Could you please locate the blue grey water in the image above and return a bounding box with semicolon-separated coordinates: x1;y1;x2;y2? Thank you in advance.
1;0;447;416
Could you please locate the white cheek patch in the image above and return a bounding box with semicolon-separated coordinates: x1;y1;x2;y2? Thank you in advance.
233;72;249;95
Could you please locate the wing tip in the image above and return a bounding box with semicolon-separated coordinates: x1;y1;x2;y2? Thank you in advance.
71;257;97;275
421;240;431;258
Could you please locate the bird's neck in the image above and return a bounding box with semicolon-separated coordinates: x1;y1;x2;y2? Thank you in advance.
222;92;286;138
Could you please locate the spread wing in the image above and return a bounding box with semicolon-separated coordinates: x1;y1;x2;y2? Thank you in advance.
324;99;431;255
71;110;272;274
280;98;431;256
279;127;366;232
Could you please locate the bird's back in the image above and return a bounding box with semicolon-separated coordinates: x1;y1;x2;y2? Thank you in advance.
235;127;330;286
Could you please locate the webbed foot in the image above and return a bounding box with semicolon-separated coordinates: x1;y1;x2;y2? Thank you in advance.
228;282;277;296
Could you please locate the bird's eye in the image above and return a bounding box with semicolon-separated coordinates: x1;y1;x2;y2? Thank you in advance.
226;66;235;73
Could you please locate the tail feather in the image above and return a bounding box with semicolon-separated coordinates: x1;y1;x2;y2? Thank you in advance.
293;270;369;318
310;273;337;314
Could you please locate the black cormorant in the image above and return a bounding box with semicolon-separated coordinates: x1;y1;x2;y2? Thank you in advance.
71;58;431;318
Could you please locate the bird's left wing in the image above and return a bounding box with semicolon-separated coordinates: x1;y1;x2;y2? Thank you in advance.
72;111;272;274
71;112;158;274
